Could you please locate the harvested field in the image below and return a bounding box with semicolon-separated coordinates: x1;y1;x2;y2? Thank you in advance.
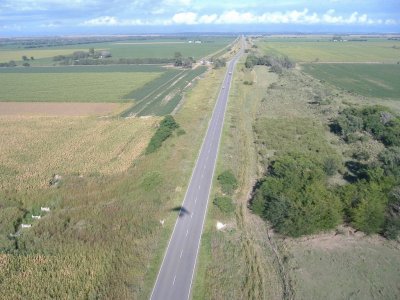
0;116;159;190
0;102;123;116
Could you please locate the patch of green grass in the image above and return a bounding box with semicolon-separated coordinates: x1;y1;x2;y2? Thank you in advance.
302;63;400;99
213;196;235;214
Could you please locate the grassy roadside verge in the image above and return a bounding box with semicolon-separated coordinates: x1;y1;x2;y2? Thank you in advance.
192;61;284;299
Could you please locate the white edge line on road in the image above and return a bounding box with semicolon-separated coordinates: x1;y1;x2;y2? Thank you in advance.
149;56;236;300
186;46;243;300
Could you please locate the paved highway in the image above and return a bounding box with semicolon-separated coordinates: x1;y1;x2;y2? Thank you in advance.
150;39;244;300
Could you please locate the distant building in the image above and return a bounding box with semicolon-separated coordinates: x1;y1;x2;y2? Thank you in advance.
99;51;112;58
194;40;202;44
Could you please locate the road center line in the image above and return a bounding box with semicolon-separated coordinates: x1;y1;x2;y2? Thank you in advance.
180;249;184;258
186;229;189;236
173;275;176;286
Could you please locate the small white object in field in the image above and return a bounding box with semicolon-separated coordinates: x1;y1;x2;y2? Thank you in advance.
160;219;165;226
32;215;41;219
21;224;32;228
216;222;226;230
41;207;50;212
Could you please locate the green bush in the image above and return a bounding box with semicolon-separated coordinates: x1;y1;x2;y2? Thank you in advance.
213;196;235;214
378;147;400;177
176;128;186;136
145;115;179;154
333;105;400;147
323;157;339;175
383;187;400;239
251;153;342;237
217;170;238;195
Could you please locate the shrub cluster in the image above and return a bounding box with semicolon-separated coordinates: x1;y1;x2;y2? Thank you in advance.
245;54;295;73
251;153;342;237
213;196;235;214
212;58;227;69
0;60;17;67
145;115;180;154
331;105;400;238
217;170;238;195
333;105;400;147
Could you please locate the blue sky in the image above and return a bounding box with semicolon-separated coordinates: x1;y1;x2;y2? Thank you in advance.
0;0;399;36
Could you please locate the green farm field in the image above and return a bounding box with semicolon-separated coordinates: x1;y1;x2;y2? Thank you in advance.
302;63;400;99
0;71;161;102
257;40;400;63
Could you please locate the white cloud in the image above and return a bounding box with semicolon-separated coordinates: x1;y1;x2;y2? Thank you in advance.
81;9;398;27
198;14;218;24
82;16;119;26
163;0;192;6
82;16;146;26
172;12;198;24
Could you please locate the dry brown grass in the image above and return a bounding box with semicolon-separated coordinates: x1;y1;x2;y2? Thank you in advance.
286;230;400;300
0;115;159;190
0;102;128;116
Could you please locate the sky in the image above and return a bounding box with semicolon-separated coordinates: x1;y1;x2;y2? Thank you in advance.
0;0;399;36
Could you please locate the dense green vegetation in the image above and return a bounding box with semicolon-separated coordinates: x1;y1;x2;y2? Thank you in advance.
217;170;238;195
146;115;180;154
252;104;400;239
332;105;400;238
213;196;235;214
245;54;295;73
302;64;400;99
251;153;342;237
333;105;400;146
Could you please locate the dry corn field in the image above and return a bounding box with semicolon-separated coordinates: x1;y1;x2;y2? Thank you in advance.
0;116;159;190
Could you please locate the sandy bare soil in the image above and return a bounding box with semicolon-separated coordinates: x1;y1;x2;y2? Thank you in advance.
0;102;122;116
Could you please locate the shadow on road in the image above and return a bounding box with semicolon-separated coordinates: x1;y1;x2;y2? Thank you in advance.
171;206;190;217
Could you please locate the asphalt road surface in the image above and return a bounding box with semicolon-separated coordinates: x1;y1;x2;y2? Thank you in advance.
150;39;244;300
